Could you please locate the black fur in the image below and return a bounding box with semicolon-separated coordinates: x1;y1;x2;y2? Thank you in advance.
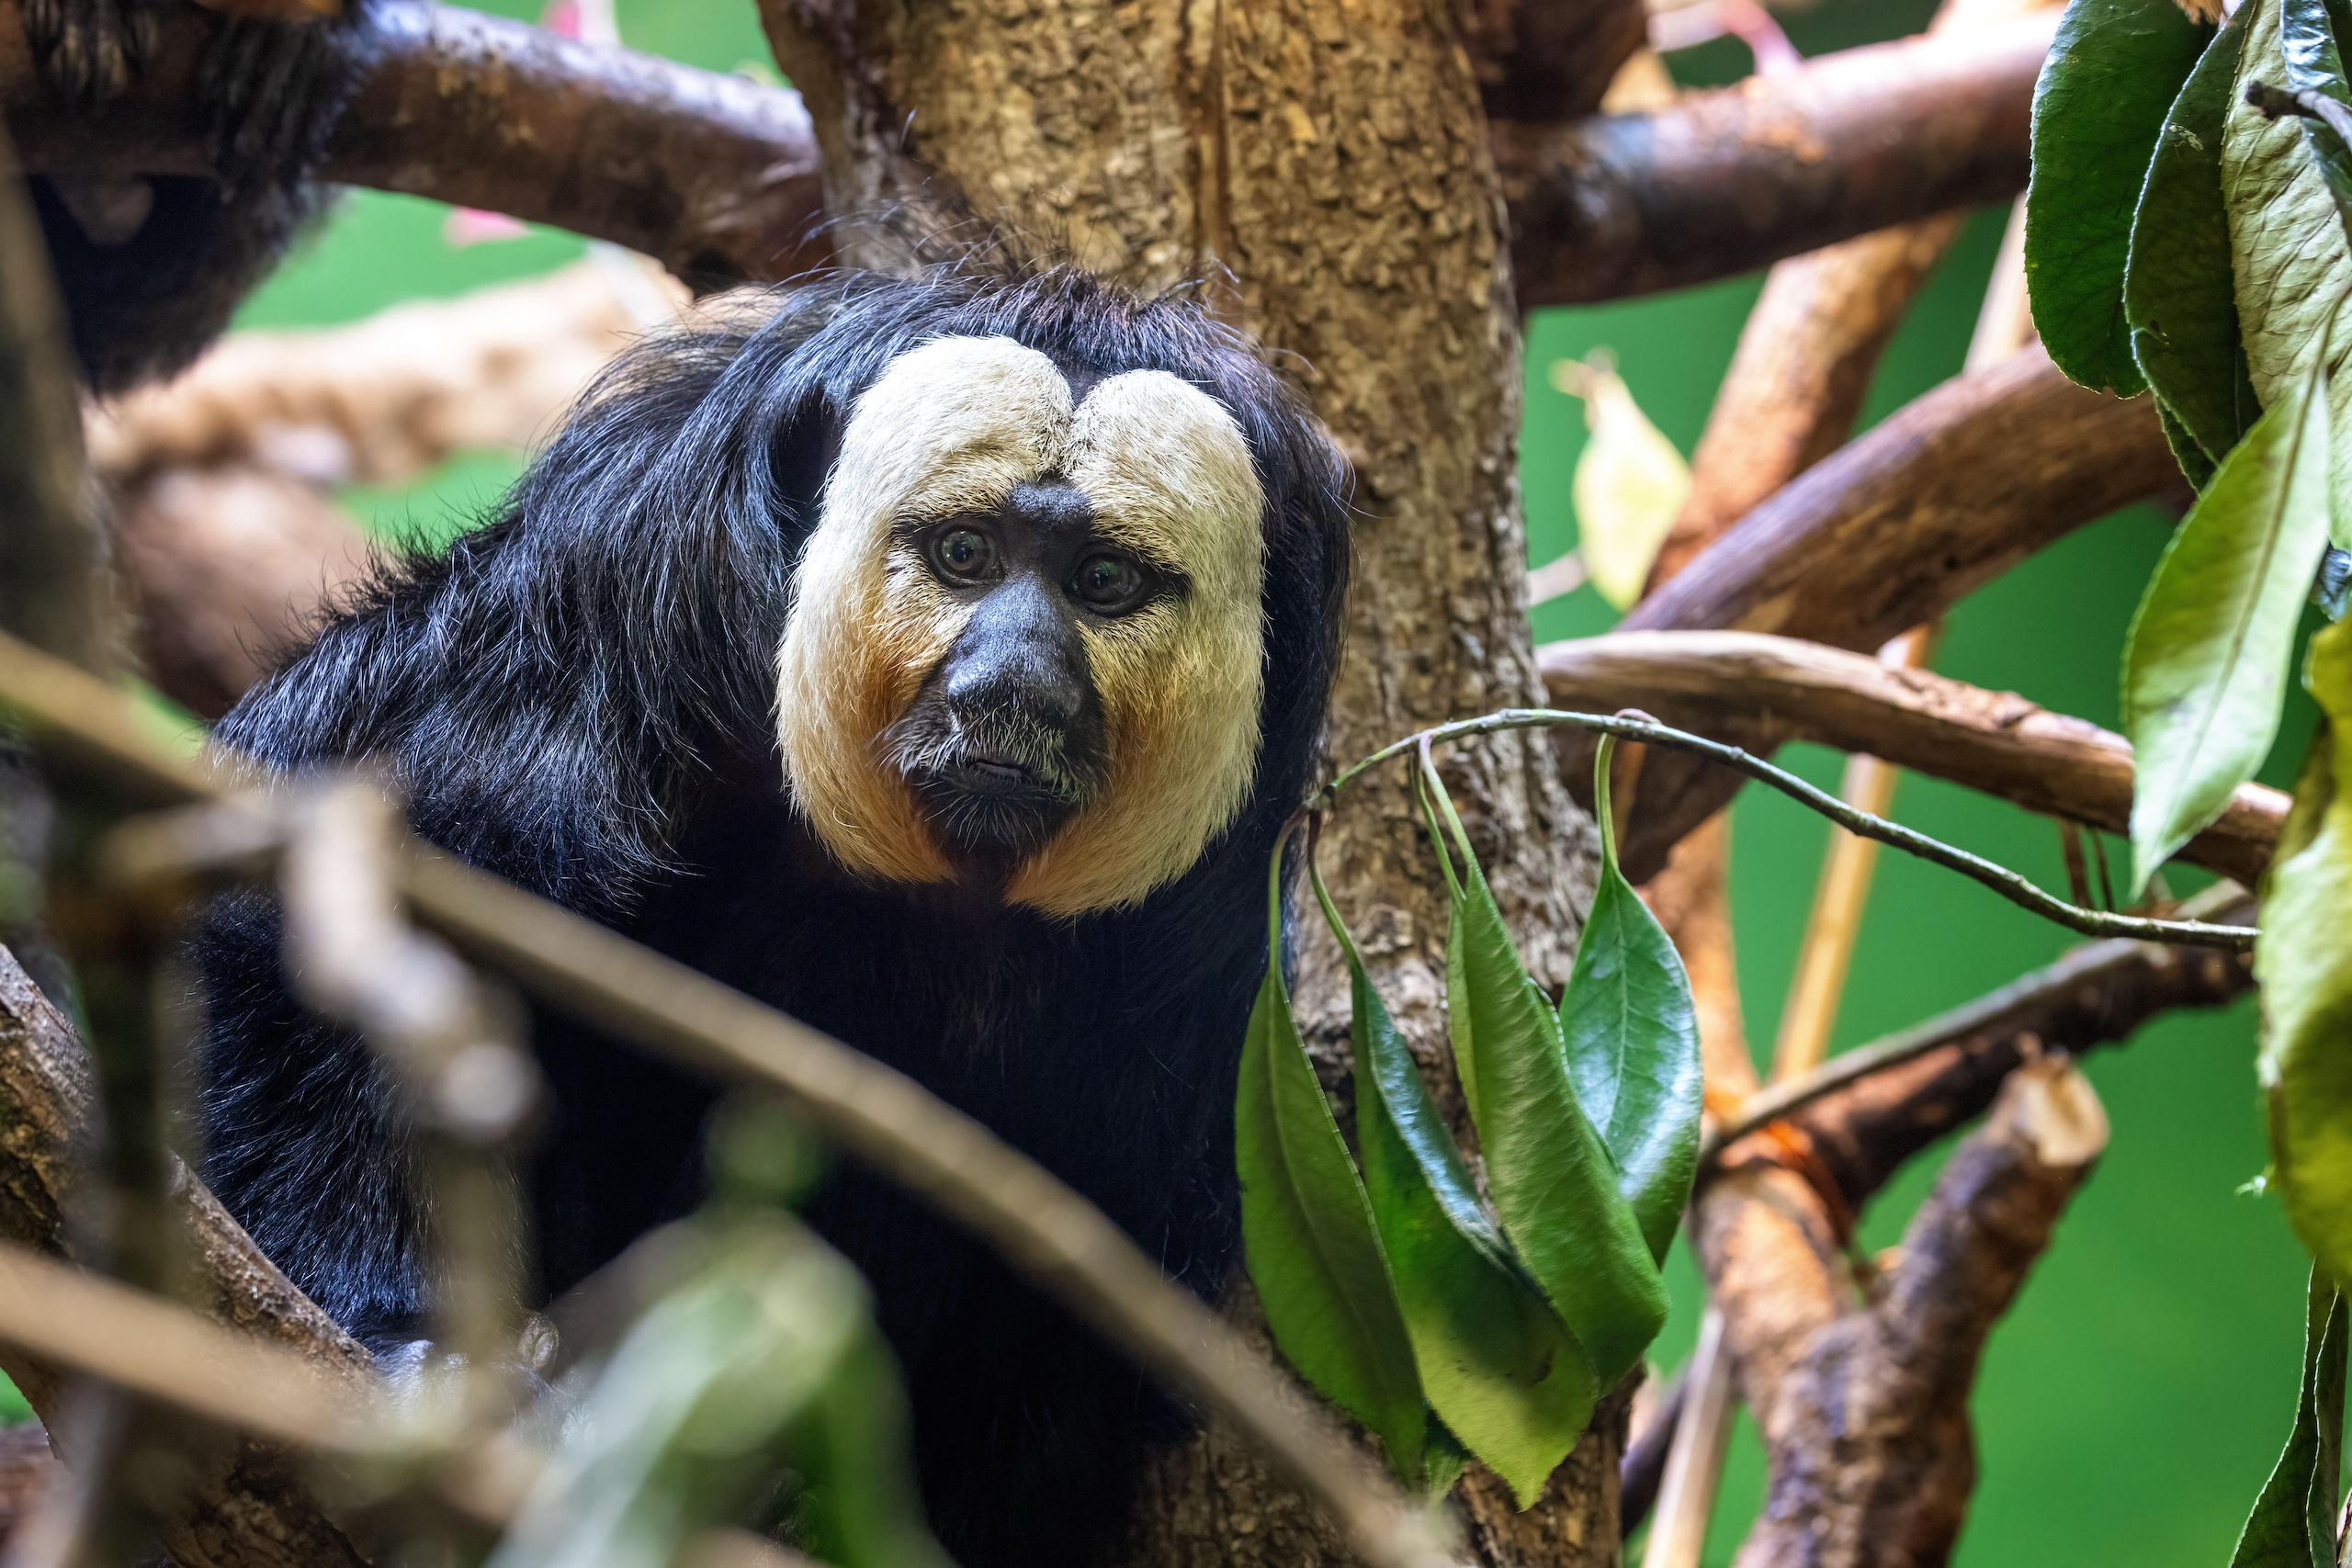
193;265;1351;1564
27;0;374;392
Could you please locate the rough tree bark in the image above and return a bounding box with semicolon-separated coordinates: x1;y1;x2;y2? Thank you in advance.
758;2;1602;1562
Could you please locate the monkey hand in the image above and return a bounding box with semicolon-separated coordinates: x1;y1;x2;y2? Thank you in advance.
199;10;365;197
23;0;164;111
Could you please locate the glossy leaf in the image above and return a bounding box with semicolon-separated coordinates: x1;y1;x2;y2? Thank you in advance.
2126;6;2257;470
2123;355;2332;892
2259;615;2352;1288
1421;764;1668;1390
2225;0;2352;547
2224;1269;2347;1568
1313;866;1595;1509
1557;739;1702;1264
1236;847;1427;1483
2027;0;2211;394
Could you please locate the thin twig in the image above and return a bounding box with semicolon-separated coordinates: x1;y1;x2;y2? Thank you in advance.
1537;628;2285;886
0;1238;537;1533
1322;709;2257;950
280;782;538;1431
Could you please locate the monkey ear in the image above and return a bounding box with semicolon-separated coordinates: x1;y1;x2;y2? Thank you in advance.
767;400;845;544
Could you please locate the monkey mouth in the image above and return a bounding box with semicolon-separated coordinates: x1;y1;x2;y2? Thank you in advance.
882;716;1098;864
946;749;1046;792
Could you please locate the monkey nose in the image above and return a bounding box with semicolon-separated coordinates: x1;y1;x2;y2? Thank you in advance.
944;657;1084;732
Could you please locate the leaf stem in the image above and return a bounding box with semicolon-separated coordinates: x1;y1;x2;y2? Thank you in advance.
1317;708;2258;951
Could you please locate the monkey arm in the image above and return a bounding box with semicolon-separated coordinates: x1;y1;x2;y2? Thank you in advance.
25;0;377;390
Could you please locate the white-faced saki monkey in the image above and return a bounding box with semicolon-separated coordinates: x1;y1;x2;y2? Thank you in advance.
191;265;1353;1564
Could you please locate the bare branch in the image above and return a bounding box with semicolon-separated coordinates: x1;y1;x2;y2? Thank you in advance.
1540;629;2286;886
1500;17;2054;308
7;3;2047;310
107;467;373;720
1708;886;2250;1178
1647;223;1962;587
1678;892;2246;1561
1586;346;2177;880
88;260;684;487
1726;1061;2106;1567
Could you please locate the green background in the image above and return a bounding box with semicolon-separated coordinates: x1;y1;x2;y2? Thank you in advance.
221;0;2309;1560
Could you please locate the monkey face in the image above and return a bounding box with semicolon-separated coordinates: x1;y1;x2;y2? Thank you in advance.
777;335;1269;916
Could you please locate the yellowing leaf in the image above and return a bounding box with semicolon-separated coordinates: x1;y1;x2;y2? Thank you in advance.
1556;357;1690;611
2259;615;2352;1290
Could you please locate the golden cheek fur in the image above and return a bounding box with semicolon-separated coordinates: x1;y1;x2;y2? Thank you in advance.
775;338;1270;915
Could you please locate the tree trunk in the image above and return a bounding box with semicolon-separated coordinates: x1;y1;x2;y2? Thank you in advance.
762;4;1606;1562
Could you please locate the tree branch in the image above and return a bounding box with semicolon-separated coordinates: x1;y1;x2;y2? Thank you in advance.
1579;345;2176;881
1718;1061;2107;1567
5;3;2048;309
1540;628;2287;886
1499;16;2054;308
107;467;374;719
88;259;684;487
1645;220;1962;592
1708;889;2253;1178
1465;0;1648;125
1675;893;2246;1561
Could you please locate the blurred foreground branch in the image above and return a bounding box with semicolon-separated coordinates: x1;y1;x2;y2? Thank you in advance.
0;943;379;1568
0;628;1458;1568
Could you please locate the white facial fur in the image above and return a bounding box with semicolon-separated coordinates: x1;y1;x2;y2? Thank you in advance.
775;335;1269;916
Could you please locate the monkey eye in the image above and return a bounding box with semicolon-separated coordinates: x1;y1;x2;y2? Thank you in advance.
927;525;1001;586
1069;551;1152;615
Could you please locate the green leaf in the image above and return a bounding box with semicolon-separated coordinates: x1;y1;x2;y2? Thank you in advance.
1313;866;1596;1509
2225;1269;2347;1568
2226;0;2352;547
2126;7;2258;470
2152;383;2222;487
2258;615;2352;1288
2122;354;2332;892
2028;0;2211;394
1420;764;1668;1391
1557;740;1702;1265
1236;845;1427;1483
